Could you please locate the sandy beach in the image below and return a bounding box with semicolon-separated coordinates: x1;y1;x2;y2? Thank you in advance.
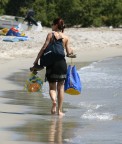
0;27;122;62
0;27;122;143
0;27;122;88
0;27;122;91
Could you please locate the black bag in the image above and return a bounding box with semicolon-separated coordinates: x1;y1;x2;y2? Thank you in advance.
40;33;65;67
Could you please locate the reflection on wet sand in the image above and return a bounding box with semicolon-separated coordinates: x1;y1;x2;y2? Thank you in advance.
0;70;79;143
49;116;63;144
10;112;77;143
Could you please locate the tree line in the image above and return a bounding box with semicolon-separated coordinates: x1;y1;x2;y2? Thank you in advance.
0;0;122;27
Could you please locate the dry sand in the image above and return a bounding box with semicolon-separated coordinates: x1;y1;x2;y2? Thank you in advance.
0;27;122;62
0;27;122;90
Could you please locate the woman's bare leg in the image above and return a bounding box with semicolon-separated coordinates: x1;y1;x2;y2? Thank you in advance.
57;81;65;116
49;82;57;114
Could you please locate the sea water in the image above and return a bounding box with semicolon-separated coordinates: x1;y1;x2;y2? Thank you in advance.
62;56;122;144
1;56;122;144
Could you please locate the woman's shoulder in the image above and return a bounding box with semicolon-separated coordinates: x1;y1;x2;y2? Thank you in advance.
57;32;68;40
47;32;53;36
61;34;69;42
63;34;68;39
48;31;68;41
46;32;53;39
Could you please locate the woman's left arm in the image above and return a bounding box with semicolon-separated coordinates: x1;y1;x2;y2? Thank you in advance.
34;33;51;65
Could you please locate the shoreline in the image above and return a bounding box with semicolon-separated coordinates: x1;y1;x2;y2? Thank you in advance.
0;57;92;91
0;27;122;143
0;57;92;143
0;65;122;142
1;56;121;143
1;58;90;95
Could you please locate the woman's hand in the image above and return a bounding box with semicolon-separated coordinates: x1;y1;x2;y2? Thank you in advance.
66;53;76;58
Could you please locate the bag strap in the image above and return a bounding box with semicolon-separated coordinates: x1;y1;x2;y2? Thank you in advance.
71;58;73;65
50;32;55;44
52;32;63;41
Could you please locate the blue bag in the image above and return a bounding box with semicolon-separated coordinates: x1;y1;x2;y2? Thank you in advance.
64;65;82;95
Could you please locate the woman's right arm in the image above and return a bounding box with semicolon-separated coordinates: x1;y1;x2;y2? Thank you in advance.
65;38;73;55
65;37;76;58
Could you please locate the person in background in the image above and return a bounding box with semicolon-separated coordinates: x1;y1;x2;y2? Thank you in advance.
33;17;76;116
24;9;38;27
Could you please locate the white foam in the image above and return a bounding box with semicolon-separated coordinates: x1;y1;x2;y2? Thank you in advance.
81;110;114;121
79;63;95;71
78;102;102;109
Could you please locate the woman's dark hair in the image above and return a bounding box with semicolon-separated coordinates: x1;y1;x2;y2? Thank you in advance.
53;18;65;32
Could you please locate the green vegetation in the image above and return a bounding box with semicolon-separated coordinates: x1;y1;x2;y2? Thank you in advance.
0;0;122;27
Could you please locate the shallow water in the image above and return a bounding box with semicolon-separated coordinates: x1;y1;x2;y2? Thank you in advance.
0;57;122;144
64;56;122;144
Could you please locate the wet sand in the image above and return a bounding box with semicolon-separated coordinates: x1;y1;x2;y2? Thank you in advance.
0;27;122;143
0;58;90;143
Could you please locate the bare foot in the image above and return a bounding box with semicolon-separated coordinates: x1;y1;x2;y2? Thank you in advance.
58;111;65;117
51;102;56;114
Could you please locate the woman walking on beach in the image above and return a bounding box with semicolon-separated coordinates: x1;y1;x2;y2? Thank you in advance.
33;18;75;116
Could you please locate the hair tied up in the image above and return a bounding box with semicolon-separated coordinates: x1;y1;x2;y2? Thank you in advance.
53;17;65;32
